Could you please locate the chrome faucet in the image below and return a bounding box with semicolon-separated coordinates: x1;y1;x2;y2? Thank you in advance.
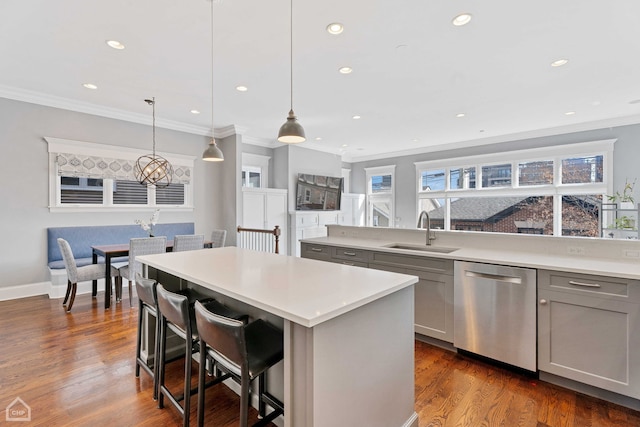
417;210;436;245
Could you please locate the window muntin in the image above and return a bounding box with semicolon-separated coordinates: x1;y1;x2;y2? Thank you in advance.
421;169;445;191
242;166;262;188
415;141;612;237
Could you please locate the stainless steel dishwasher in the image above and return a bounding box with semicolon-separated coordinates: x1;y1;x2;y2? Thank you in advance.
454;261;537;372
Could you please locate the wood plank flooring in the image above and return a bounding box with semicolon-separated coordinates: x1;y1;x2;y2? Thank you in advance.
1;293;640;426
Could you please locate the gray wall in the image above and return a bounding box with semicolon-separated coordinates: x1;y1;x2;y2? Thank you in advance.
351;123;640;229
0;98;223;288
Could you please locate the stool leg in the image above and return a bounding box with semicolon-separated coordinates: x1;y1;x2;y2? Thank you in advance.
135;302;144;377
258;372;266;418
183;338;192;427
157;317;166;409
197;340;207;427
153;309;161;400
240;373;250;427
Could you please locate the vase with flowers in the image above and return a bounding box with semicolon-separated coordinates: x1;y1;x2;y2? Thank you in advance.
135;209;160;237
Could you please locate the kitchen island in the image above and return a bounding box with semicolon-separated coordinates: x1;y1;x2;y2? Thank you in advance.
138;247;419;427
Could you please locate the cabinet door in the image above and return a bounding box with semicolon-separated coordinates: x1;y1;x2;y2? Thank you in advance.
538;289;640;398
242;192;266;228
370;263;453;343
265;191;288;255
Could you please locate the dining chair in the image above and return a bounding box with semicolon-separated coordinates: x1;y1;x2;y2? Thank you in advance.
173;234;205;252
117;236;167;306
210;229;227;248
57;238;120;312
194;301;284;427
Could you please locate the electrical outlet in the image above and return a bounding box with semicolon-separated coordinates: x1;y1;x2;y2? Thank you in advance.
624;250;640;258
567;246;585;255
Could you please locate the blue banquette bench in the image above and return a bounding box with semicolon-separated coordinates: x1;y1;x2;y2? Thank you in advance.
47;222;195;270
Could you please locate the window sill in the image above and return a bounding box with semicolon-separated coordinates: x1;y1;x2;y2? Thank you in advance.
49;205;194;213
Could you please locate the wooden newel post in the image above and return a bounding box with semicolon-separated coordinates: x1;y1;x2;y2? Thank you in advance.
273;225;281;254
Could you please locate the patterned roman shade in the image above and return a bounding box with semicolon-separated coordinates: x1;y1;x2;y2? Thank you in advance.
56;153;191;184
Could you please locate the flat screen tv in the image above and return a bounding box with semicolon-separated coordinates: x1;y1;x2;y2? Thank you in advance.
296;173;343;210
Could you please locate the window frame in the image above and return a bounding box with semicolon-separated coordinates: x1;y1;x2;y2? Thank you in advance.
365;165;396;227
242;153;270;188
47;137;195;212
415;140;615;236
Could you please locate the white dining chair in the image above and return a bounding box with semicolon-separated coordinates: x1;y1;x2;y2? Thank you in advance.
173;234;205;252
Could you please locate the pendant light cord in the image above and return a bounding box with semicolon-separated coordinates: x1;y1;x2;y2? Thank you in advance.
151;97;156;156
289;0;293;111
210;0;215;141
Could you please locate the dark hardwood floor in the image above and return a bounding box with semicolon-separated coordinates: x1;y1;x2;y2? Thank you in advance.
1;293;639;426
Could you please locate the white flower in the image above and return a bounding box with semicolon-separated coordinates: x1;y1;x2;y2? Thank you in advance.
135;209;160;233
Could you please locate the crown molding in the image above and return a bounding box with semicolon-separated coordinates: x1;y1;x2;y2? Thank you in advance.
0;84;211;136
343;114;640;163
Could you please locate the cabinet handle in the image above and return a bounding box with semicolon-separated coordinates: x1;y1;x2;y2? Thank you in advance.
539;299;548;305
343;251;357;256
311;248;323;252
464;271;522;284
568;280;601;288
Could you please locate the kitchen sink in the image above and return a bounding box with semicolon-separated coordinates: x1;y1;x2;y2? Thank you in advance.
383;243;459;254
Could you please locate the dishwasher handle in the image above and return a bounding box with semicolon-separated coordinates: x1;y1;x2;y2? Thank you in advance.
464;270;523;284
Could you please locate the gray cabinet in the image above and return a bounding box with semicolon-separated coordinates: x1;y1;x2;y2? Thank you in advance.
369;252;454;343
538;270;640;398
301;242;454;342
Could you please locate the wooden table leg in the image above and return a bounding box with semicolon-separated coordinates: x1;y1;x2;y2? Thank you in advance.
104;255;112;309
92;252;98;298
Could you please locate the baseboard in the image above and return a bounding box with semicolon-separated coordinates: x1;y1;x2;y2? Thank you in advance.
0;282;50;301
402;412;419;427
0;279;135;301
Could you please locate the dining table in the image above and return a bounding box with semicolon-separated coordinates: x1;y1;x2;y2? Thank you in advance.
91;240;212;309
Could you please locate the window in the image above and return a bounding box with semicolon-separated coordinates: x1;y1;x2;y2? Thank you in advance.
242;153;270;188
47;137;194;211
415;140;614;237
365;165;395;227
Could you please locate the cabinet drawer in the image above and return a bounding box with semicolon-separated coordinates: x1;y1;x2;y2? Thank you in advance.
331;247;370;263
370;251;453;274
300;243;330;261
296;213;319;227
539;270;640;302
328;259;368;268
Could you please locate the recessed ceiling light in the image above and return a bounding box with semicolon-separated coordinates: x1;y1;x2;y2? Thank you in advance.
456;113;465;118
352;115;361;120
326;23;344;35
452;13;472;26
236;85;248;92
339;67;352;74
190;110;201;114
342;144;348;148
565;111;576;115
550;59;568;67
106;40;125;50
315;137;322;141
82;83;97;90
412;138;419;142
591;100;602;106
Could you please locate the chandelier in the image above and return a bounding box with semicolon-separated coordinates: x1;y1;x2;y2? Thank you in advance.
135;97;173;187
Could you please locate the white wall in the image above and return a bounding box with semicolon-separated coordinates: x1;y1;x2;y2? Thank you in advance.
0;98;223;289
351;123;640;229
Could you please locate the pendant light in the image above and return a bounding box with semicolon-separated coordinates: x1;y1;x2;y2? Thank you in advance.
277;0;305;143
203;0;224;162
135;97;174;187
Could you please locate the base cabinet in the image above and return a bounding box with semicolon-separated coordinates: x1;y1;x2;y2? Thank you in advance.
301;243;454;343
369;252;453;343
538;270;640;399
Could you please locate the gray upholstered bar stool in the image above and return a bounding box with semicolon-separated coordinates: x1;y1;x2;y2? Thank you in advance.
156;285;249;427
194;301;284;427
173;234;205;252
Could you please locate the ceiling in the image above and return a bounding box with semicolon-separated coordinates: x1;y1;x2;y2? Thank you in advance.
2;0;640;162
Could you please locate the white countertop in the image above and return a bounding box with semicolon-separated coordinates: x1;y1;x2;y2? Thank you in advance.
301;235;640;280
137;247;418;328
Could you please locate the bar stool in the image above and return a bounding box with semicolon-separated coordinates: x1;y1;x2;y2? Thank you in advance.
194;300;284;427
155;284;249;427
